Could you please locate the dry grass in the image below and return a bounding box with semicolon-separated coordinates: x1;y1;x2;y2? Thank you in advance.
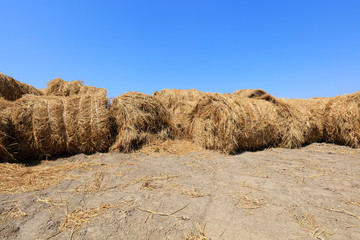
140;139;203;156
185;223;207;240
235;195;266;209
46;78;107;97
0;161;103;193
0;203;27;222
136;204;189;220
0;73;43;101
10;94;110;161
75;171;105;193
56;203;114;237
232;88;268;98
290;206;332;239
187;93;297;153
348;199;360;208
35;195;68;213
234;89;328;148
153;89;211;136
0;99;16;162
324;91;360;148
181;188;210;198
110;92;175;152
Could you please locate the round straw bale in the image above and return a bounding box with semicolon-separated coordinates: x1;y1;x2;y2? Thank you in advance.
46;78;107;97
186;94;242;153
65;94;111;154
280;97;329;144
324;92;360;148
188;93;321;153
153;89;211;136
187;94;287;153
110;92;174;152
0;73;43;101
10;94;110;161
10;95;68;160
234;90;326;147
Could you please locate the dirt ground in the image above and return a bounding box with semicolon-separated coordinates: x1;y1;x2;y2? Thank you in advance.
1;142;360;240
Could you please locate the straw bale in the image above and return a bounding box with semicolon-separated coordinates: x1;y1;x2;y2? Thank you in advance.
0;98;16;162
232;89;268;98
187;93;322;153
11;95;68;160
65;94;111;154
153;89;211;136
187;94;282;153
46;78;107;97
110;92;174;152
0;73;43;101
324;92;360;148
281;97;329;144
10;94;110;161
234;89;327;147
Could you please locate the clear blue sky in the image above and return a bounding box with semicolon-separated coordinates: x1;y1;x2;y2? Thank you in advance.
1;0;359;99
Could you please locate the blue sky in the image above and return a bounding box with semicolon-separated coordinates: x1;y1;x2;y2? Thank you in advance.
1;0;359;98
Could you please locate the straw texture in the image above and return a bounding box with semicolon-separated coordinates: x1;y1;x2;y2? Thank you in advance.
110;92;174;152
0;73;43;101
46;78;107;97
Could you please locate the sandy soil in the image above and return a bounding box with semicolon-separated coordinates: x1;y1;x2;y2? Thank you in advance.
1;143;360;240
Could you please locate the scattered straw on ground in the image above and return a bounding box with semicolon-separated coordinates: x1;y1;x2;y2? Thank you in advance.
0;162;103;193
289;205;335;239
140;139;203;156
47;202;127;239
185;223;207;240
235;195;266;209
0;203;27;222
136;204;189;220
75;171;105;193
181;188;210;198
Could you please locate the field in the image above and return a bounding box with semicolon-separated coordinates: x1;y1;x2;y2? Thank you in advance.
1;142;360;240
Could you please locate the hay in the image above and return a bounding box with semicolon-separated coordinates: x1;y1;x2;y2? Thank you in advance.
46;78;107;97
65;94;110;154
140;139;203;156
187;92;324;153
280;97;329;144
110;92;174;152
233;89;328;147
232;89;268;98
0;73;43;101
153;89;211;136
0;98;16;162
0;161;103;193
324;91;360;148
10;94;110;161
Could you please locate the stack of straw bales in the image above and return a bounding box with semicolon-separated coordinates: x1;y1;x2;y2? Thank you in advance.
324;91;360;148
110;92;174;152
0;73;43;101
153;89;211;136
9;94;110;161
46;78;107;97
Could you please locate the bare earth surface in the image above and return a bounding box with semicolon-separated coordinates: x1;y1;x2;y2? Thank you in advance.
1;143;360;240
